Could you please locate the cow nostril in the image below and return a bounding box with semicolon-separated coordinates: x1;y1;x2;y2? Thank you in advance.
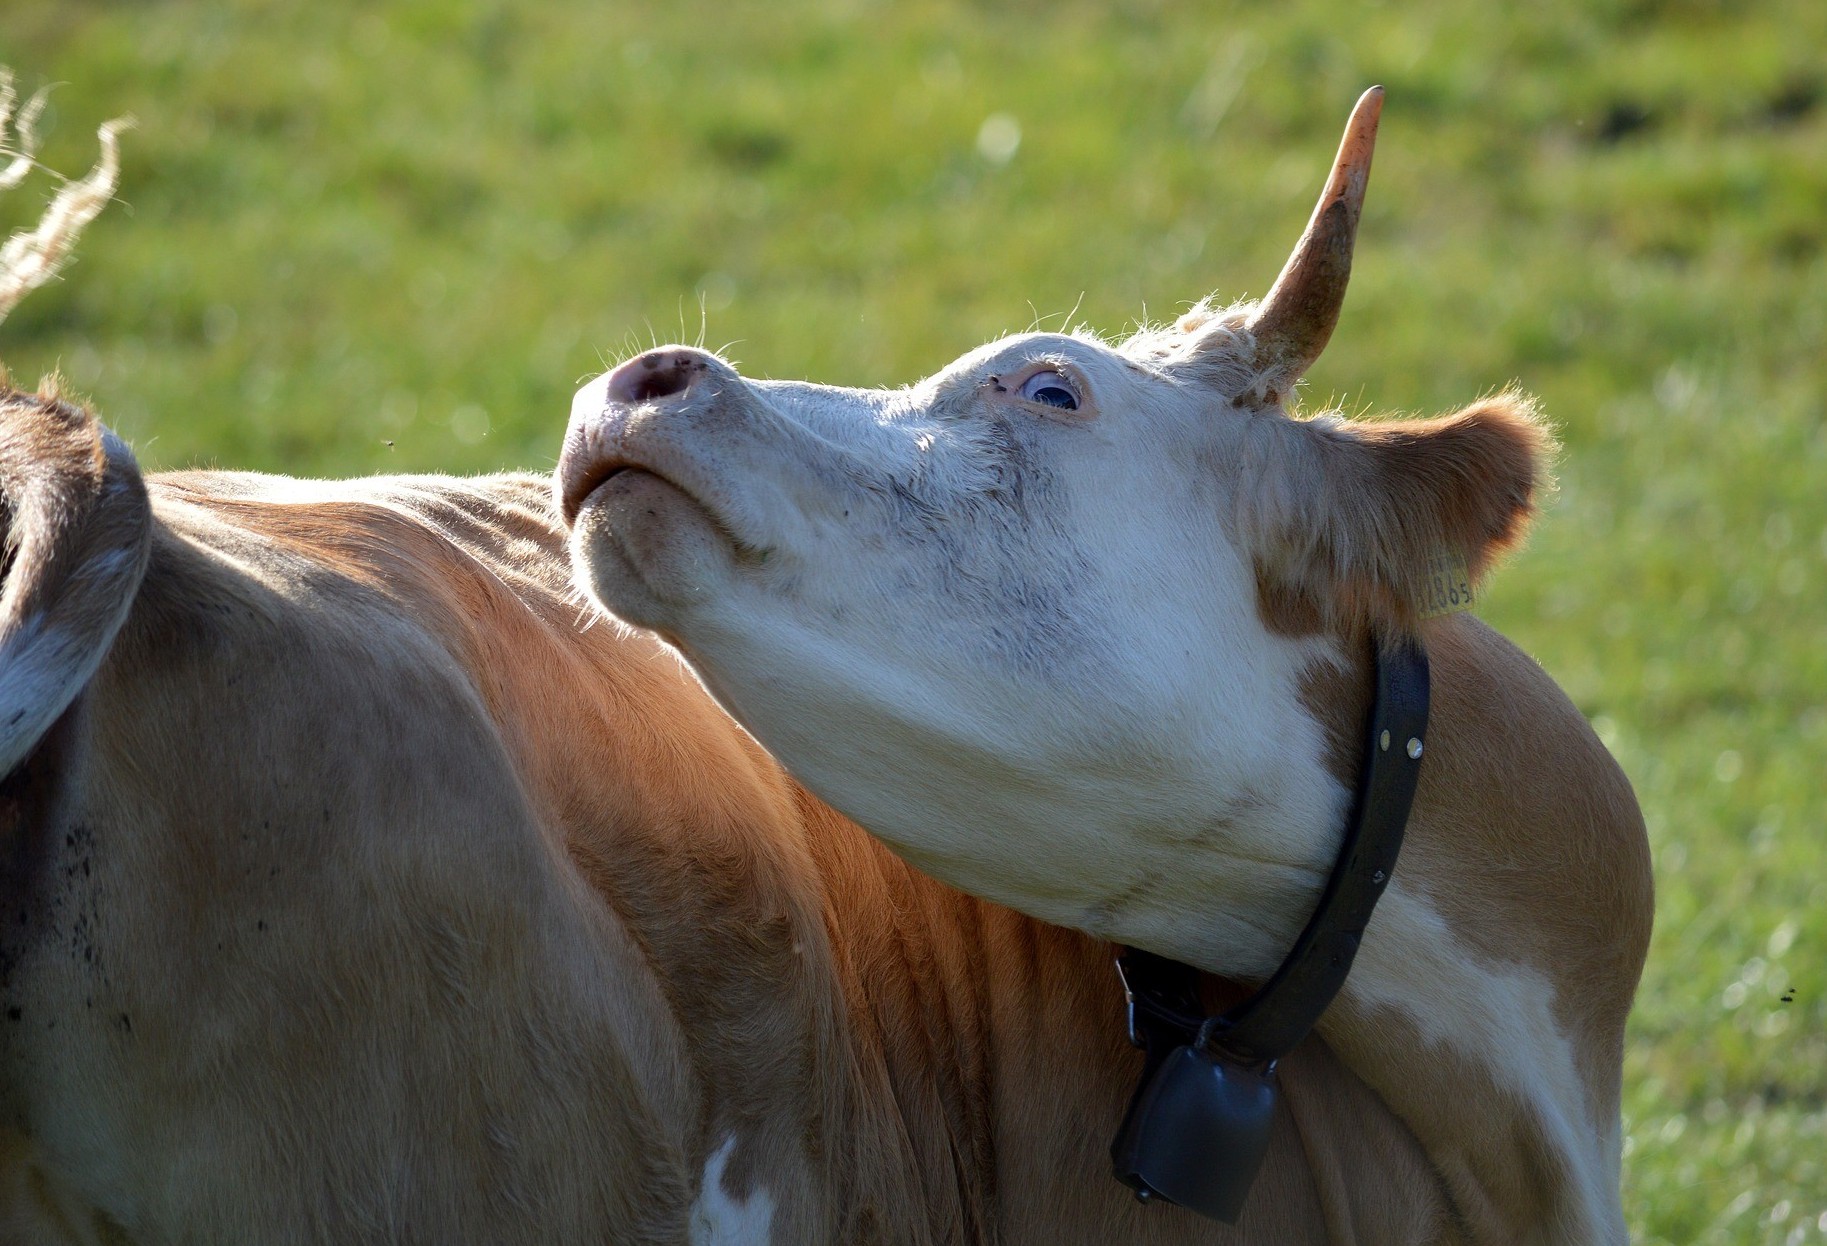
607;349;705;405
625;361;690;403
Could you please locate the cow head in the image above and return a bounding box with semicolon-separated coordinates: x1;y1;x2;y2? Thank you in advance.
557;89;1549;975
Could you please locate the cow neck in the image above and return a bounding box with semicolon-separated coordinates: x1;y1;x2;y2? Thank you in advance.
1110;631;1431;1217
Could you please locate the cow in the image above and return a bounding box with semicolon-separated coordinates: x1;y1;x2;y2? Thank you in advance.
0;369;1629;1242
0;379;1611;1246
0;92;1651;1244
557;88;1653;1243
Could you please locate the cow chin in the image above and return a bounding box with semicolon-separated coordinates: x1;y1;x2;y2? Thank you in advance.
569;469;736;630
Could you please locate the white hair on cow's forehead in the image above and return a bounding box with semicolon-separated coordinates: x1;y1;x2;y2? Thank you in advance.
1117;297;1252;358
1117;297;1271;402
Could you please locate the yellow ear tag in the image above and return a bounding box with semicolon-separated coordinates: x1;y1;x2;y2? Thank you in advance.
1418;550;1474;619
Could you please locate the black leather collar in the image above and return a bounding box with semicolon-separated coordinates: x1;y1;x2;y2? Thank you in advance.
1109;632;1431;1222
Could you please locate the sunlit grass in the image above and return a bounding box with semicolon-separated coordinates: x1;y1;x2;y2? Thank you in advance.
3;1;1824;1240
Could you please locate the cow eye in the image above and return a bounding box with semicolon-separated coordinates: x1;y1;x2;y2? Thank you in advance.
1015;370;1080;412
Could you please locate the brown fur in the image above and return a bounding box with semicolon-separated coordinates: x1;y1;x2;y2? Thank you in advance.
1242;386;1647;1238
1242;392;1554;637
0;393;1646;1243
1257;553;1649;1238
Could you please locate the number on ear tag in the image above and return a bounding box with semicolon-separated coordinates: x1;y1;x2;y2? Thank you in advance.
1418;549;1474;619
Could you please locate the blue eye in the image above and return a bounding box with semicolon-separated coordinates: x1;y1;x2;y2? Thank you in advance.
1016;370;1080;411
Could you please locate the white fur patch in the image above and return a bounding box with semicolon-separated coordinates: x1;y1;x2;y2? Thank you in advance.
1350;885;1624;1244
688;1136;772;1246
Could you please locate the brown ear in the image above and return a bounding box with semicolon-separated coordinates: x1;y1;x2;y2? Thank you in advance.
1241;392;1554;635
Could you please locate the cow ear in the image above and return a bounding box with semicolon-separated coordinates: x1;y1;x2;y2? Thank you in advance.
1241;392;1554;635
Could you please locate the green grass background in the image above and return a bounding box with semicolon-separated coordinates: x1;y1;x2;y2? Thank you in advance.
3;1;1823;1239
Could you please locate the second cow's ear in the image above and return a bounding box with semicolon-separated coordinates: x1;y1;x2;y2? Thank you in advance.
1237;392;1554;635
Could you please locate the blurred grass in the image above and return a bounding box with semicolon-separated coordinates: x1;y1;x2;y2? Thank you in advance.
3;1;1824;1240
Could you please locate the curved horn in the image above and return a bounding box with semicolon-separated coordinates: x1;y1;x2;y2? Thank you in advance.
1245;86;1383;398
